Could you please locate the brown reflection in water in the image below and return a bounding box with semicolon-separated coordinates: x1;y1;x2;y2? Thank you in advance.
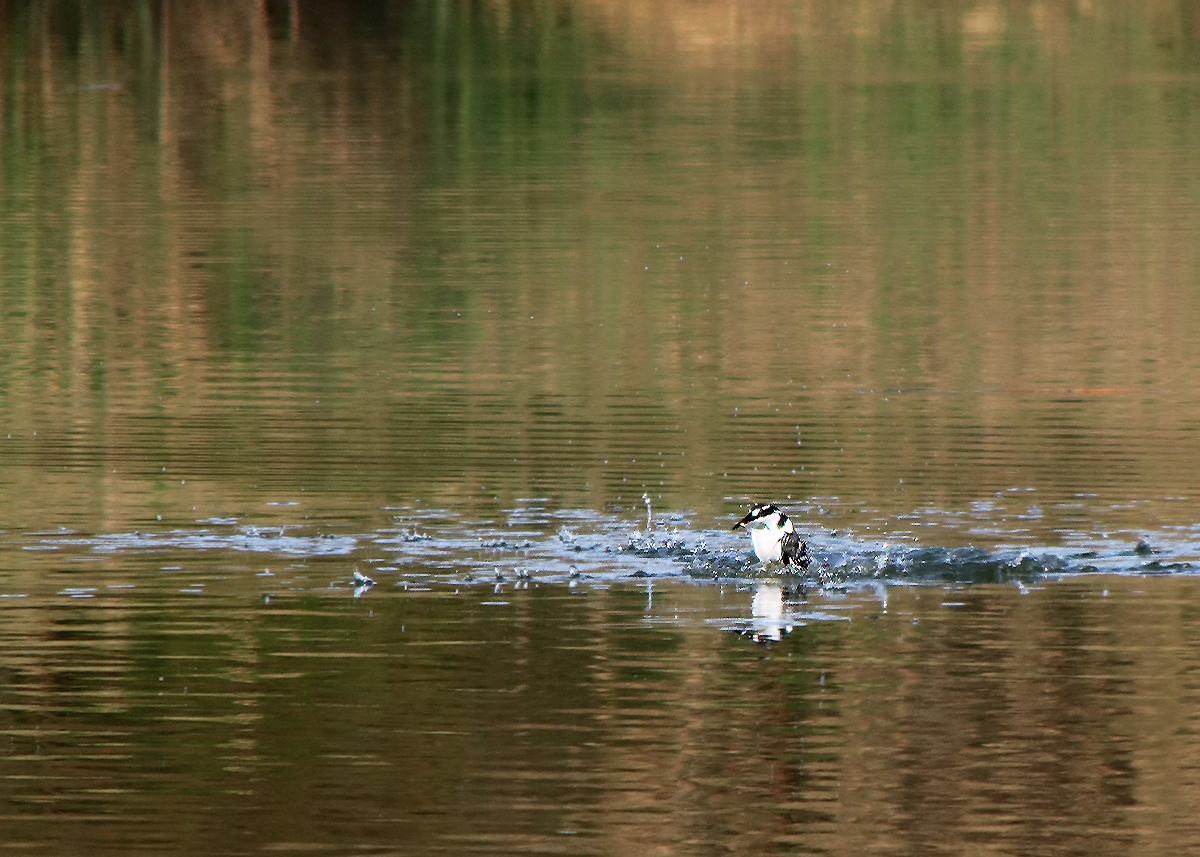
0;2;1198;538
3;570;1200;854
614;577;1200;855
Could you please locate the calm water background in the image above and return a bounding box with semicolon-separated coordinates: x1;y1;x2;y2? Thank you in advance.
3;1;1200;853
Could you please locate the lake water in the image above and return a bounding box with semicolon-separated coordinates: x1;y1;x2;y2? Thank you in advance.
3;1;1200;853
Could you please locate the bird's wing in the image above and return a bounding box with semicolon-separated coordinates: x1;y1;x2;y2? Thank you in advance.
781;532;809;569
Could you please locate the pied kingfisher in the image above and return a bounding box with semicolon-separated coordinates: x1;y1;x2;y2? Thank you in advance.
733;502;810;569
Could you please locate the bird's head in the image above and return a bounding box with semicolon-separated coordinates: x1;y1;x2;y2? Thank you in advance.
733;502;780;530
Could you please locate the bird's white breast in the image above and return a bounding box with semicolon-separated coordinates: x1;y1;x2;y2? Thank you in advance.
750;526;784;563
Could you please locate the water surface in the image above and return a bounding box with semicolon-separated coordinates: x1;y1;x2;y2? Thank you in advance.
5;539;1200;855
2;1;1200;853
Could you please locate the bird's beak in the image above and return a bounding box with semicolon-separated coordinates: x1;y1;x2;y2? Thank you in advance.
732;511;754;530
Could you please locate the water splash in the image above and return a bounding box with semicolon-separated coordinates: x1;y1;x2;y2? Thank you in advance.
22;507;1200;589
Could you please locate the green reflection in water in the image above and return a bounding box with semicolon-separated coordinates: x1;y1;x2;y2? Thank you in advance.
0;2;1198;542
1;6;1200;855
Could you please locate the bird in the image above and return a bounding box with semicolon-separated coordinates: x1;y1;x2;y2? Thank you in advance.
352;568;376;587
351;568;376;599
732;503;810;569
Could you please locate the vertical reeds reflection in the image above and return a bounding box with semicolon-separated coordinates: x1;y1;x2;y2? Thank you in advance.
3;572;1196;854
0;1;1198;536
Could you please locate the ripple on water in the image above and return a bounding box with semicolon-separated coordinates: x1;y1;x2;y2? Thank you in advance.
19;506;1200;594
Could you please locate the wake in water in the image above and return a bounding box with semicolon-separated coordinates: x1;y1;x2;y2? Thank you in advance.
27;503;1198;589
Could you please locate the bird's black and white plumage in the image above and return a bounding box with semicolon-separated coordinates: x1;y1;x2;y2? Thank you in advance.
732;503;810;569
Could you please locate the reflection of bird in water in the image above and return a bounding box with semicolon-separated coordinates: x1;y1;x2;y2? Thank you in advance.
749;583;792;642
732;503;809;568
